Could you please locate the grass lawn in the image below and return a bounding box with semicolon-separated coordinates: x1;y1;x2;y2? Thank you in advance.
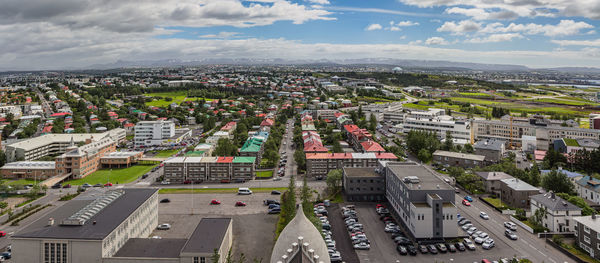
256;170;274;178
64;164;156;186
533;98;597;106
483;197;511;210
153;149;179;158
1;179;38;186
403;103;430;110
145;91;213;107
158;187;287;194
458;92;493;98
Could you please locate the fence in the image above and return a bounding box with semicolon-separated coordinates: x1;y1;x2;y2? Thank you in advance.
510;216;534;234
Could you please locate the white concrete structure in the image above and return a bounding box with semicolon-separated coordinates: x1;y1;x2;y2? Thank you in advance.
134;120;175;147
403;115;471;141
530;192;582;233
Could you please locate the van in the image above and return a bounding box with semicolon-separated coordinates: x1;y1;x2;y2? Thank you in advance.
238;188;252;195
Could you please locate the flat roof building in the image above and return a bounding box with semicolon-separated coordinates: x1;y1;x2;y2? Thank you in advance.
432;150;485;169
343;167;385;202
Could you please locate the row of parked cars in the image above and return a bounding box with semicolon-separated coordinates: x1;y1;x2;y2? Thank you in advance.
314;202;342;262
458;214;495;250
342;205;371;251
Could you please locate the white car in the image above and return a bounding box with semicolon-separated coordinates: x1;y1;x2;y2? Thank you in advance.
461;223;473;231
504;222;517;231
354;242;371;250
463;238;476;250
157;223;171;230
482;239;495;250
161;180;170;185
480;212;489;220
467;227;477;235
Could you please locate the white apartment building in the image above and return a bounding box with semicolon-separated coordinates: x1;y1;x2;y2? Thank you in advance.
134;120;175;147
403;115;471;142
5;128;126;162
11;188;158;263
530;192;582;233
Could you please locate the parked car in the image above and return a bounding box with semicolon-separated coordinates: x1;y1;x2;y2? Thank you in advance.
482;239;495;250
396;245;408;255
238;188;252;195
418;245;428;254
104;182;113;187
322;224;331;230
464;196;473;202
161;180;170;185
210;199;221;205
268;204;280;209
82;183;92;188
462;200;471;206
51;183;62;189
459;219;471;225
157;223;171;230
504;222;517;231
235;201;247;207
62;184;71;188
160;198;170;203
505;230;518;240
407;245;418;256
268;207;281;214
463;238;476;250
427;244;438;254
447;243;457;253
271;190;281;195
480;212;489;220
394;237;412;246
436;243;447;253
455;242;466;251
461;223;473;231
353;242;370;250
183;180;191;184
93;183;103;187
264;199;280;206
1;252;10;259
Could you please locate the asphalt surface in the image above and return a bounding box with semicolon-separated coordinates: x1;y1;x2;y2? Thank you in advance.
327;204;360;263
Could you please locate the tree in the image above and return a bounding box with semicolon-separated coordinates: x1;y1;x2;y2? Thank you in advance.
417;148;432;163
542;148;567;169
443;131;454;151
368;113;377;133
211;248;220;263
0;150;6;167
294;148;306;172
463;143;474;153
214;138;237;156
541;170;574;194
529;162;540;187
448;166;464;178
332;140;343;153
326;169;343;195
0;202;7;210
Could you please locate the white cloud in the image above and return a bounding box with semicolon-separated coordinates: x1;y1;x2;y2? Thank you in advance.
446;7;518;20
398;0;600;20
466;33;524;43
425;37;449;45
437;20;482;35
587;30;597;35
480;20;594;37
199;32;241;39
387;20;419;31
552;39;600;47
408;40;423;45
306;0;330;4
366;24;383;31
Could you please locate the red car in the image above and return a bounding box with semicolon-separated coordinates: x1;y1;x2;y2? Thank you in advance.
235;201;246;207
183;180;191;184
462;200;471;206
376;204;385;209
0;231;6;237
210;199;221;205
104;182;113;187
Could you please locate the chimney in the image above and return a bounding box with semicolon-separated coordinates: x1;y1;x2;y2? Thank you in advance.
47;218;54;226
551;191;555;199
592;213;597;220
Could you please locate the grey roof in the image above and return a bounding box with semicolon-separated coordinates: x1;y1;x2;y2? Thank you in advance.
2;161;55;169
387;162;453;190
271;205;330;263
500;178;540;192
343;167;381;178
577;139;600;148
12;188;157;240
573;215;600;233
475;171;514;181
433;150;485;161
531;193;582;212
113;238;187;258
474;139;505;151
181;218;231;254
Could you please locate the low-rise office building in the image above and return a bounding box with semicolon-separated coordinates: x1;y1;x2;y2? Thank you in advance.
530;192;582;233
11;188;158;263
432;150;485;169
403;116;471;142
342;167;385;202
573;215;600;260
500;178;540;209
305;152;397;178
0;161;56;180
55;135;117;178
100;151;144;168
134;120;189;147
383;162;458;240
163;156;255;183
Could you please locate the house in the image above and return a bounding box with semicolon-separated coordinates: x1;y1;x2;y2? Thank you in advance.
575;176;600;206
474;139;505;163
530;192;582;232
432;150;485;169
475;171;514;194
573;215;600;260
500;178;540;209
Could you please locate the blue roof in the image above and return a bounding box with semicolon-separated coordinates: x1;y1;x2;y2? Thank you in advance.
576;176;600;190
540;169;584;178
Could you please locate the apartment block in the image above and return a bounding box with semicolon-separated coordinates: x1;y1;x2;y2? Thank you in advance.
163;156;255;183
403;116;471;142
432;150;485;169
55;135;117;178
383;162;458;240
133;120;175;147
500;178;540;209
573;215;600;260
473;139;506;163
306;152;398;178
575;176;600;206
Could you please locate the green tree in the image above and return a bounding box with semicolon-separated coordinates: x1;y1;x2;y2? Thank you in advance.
211;248;220;263
294;148;306;172
325;169;343;195
541;170;574;194
332;140;343;153
417;148;432;163
463;143;474;153
368;113;377;133
214;138;237;156
529;162;541;187
443;131;454;151
0;150;6;167
0;202;7;210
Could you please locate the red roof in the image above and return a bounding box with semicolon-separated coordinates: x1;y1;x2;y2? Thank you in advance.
344;124;359;133
260;118;275;127
303;131;328;153
375;153;398;159
534;150;547;161
221;121;237;131
306;153;353;159
124;123;135;128
42;126;52;132
361;140;385;152
50;112;71;117
217;157;234;163
334;112;345;118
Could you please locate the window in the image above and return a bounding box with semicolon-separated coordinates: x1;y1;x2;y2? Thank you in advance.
193;257;199;263
584;226;591;234
43;242;67;263
584;235;591;244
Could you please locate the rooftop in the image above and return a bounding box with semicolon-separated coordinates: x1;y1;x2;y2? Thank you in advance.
433;150;486;161
386;162;453;190
531;193;582;212
343;167;380;178
474;139;505;151
573;215;600;234
7;128;125;151
475;171;514;181
501;178;540;191
113;238;187;259
181;218;231;254
2;161;55;169
12;188;157;240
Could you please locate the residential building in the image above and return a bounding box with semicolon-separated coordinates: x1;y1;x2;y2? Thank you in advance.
475;171;514;194
500;178;540;209
305;152;398;178
474;139;506;163
530;192;582;232
271;205;330;263
133;120;175;147
575;176;600;206
194;143;215;156
239;136;266;164
163;156;255;183
100;151;144;168
11;188;158;263
5;128;125;162
220;121;237;136
343;167;385;202
0;161;56;180
473;118;600;150
206;131;231;145
383;162;458;240
303;131;328;153
55;135;117;178
573;215;600;260
403;116;471;142
432;150;485;169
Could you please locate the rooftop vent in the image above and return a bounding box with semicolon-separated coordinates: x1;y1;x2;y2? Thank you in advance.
61;190;124;226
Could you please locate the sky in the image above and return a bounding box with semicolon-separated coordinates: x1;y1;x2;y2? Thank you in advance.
1;0;600;70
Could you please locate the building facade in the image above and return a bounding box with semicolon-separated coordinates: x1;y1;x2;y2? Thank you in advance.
575;176;600;206
342;167;385;202
500;178;540;209
55;136;117;178
475;172;514;194
530;193;582;233
474;139;505;163
573;215;600;260
432;150;485;169
134;120;176;147
163;156;255;183
403;116;471;142
100;151;144;168
305;152;397;178
0;161;56;180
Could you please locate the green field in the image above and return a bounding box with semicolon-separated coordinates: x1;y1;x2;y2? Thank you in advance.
153;149;180;158
450;97;586;116
532;98;598;106
403;103;430;110
1;179;38;186
158;187;287;194
256;170;274;178
64;164;156;185
145;91;213;107
458;92;493;98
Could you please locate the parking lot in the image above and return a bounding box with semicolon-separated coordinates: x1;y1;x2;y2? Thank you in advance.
155;192;281;261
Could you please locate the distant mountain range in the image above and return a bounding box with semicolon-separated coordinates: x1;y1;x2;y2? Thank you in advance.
82;58;600;73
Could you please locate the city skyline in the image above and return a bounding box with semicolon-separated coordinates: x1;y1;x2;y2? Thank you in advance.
1;0;600;70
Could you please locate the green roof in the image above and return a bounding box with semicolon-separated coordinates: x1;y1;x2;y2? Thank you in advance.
240;137;264;153
563;138;579;147
233;156;256;163
185;151;205;156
